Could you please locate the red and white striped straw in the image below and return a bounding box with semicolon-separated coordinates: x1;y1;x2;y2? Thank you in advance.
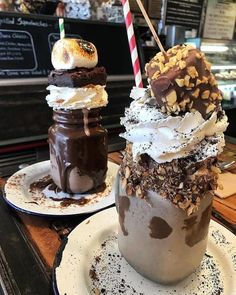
122;0;143;88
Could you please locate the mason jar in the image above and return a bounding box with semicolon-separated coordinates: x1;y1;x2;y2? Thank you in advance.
115;174;213;284
48;108;107;193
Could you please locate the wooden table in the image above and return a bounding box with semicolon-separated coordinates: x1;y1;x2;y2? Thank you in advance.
212;142;236;227
0;149;235;294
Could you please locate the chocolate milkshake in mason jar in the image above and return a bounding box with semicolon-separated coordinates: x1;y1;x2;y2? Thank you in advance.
46;38;108;193
116;45;228;284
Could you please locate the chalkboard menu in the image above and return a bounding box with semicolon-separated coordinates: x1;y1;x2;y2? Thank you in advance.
0;12;134;78
203;0;236;40
165;0;204;30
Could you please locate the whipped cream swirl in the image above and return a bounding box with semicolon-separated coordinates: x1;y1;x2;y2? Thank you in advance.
46;85;108;110
120;87;228;163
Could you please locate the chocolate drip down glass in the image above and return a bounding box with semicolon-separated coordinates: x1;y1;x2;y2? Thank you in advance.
48;108;107;193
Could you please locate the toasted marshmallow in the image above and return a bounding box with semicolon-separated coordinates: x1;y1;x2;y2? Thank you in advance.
51;38;98;70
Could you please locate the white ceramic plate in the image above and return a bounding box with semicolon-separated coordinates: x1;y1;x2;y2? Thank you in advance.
4;161;119;216
53;207;236;295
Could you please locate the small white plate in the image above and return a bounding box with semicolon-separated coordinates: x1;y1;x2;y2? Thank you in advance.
53;207;236;295
4;161;119;216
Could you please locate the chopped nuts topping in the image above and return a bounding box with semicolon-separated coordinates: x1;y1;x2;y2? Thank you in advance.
206;103;216;114
179;98;189;109
166;90;177;106
210;92;218;100
189;101;193;109
166;105;172;113
196;52;201;59
153;52;163;62
184;75;190;86
178;182;184;189
161;106;166;113
150;62;158;68
156;52;163;59
152;71;160;80
192;88;200;98
169;56;177;64
158;55;165;63
175;78;185;87
209;75;217;86
167;60;176;68
205;61;211;71
146;44;220;119
202;76;208;84
161;66;169;74
172;103;180;113
158;62;164;71
125;166;131;179
182;49;189;58
186;44;195;50
120;143;219;215
135;186;143;198
201;90;210;99
187;204;196;216
176;50;182;61
179;199;191;210
178;60;186;69
196;79;202;86
187;66;198;78
218;93;223;101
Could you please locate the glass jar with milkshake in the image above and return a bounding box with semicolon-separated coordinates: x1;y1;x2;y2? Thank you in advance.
46;38;108;194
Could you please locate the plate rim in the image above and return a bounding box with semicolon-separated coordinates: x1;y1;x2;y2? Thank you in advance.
4;160;119;217
53;236;69;295
52;207;236;295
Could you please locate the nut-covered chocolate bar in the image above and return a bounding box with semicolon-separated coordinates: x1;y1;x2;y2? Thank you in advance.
145;45;222;119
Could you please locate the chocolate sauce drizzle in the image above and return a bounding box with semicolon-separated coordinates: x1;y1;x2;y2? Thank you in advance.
149;216;173;239
82;108;90;136
48;108;108;193
118;196;130;236
183;204;212;247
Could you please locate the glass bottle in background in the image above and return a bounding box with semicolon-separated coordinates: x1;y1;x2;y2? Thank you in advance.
61;0;91;19
0;0;11;11
13;0;58;14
